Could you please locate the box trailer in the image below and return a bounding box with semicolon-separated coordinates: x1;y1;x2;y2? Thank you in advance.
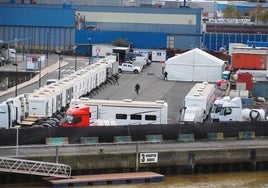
69;98;168;125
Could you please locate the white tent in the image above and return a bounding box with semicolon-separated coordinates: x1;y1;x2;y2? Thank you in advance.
165;48;224;82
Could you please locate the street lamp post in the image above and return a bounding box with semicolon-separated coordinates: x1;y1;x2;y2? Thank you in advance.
13;63;18;97
73;46;77;71
46;32;51;63
38;57;41;88
56;50;61;80
87;37;91;65
15;125;21;156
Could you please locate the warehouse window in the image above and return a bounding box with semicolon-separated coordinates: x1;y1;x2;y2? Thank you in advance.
130;114;142;120
116;114;127;119
145;115;157;121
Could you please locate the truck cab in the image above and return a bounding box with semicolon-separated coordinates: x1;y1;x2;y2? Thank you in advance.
181;106;206;123
61;105;91;127
219;97;242;122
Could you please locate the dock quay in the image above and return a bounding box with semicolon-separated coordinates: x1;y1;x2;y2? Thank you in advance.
44;172;164;187
1;138;267;176
0;123;268;178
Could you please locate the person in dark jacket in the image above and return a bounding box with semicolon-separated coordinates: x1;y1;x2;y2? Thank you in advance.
114;73;119;85
135;83;140;94
164;71;168;80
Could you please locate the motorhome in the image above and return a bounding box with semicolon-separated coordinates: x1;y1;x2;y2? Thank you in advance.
181;82;215;123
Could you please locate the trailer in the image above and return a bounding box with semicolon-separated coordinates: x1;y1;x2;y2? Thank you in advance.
133;48;167;62
0;55;119;129
68;98;168;125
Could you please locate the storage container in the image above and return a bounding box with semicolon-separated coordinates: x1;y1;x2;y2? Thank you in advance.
237;72;253;91
231;47;268;70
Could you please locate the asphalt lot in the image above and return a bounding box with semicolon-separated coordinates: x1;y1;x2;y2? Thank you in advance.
90;62;197;124
0;55;225;124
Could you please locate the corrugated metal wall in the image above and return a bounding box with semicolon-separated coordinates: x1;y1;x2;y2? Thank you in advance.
0;5;75;53
203;33;268;51
0;26;74;52
75;30;167;54
253;82;268;99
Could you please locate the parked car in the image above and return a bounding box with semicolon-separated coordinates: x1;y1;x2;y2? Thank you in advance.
118;63;141;74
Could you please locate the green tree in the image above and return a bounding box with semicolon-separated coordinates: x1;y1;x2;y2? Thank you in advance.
112;38;131;47
222;5;241;18
249;4;268;23
247;0;265;3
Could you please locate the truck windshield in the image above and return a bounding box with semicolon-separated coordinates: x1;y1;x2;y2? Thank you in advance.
63;114;74;124
211;104;222;113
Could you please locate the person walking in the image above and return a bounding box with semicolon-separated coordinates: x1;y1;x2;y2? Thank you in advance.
164;71;168;80
114;73;119;85
135;83;140;94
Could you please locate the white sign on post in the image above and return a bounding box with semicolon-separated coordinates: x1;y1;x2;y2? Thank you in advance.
140;153;158;163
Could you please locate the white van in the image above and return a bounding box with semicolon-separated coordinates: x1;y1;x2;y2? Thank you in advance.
46;79;58;85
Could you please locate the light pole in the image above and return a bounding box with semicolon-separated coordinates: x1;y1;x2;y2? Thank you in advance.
15;125;21;156
46;32;51;63
73;46;77;71
56;50;61;80
13;63;18;97
87;37;91;65
38;57;41;87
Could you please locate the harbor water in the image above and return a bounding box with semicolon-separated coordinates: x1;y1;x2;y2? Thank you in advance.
1;171;268;188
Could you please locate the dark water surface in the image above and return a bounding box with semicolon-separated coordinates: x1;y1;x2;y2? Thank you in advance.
1;171;268;188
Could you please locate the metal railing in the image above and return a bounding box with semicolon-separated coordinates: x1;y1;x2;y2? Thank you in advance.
0;156;71;178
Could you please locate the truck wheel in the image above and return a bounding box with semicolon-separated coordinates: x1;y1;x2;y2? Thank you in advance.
134;70;138;74
118;68;122;73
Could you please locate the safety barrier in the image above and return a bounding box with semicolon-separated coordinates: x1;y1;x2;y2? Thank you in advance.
238;132;255;140
80;137;99;145
207;132;224;141
177;134;195;142
45;137;69;146
146;135;163;143
114;136;132;144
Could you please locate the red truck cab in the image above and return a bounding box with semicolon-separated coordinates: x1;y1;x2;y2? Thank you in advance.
61;105;91;127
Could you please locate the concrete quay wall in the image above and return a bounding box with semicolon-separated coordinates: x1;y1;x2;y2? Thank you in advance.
25;145;268;173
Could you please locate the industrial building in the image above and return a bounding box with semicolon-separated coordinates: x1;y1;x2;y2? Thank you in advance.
0;0;267;55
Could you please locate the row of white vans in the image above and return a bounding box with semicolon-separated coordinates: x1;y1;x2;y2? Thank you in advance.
0;55;119;129
0;54;170;129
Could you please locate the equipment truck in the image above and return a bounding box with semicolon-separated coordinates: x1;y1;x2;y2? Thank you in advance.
180;82;215;123
210;96;231;122
219;97;266;122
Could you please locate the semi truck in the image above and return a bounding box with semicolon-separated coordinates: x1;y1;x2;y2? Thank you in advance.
210;96;231;122
180;82;215;123
219;97;266;122
67;98;168;126
61;104;117;127
1;48;16;63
